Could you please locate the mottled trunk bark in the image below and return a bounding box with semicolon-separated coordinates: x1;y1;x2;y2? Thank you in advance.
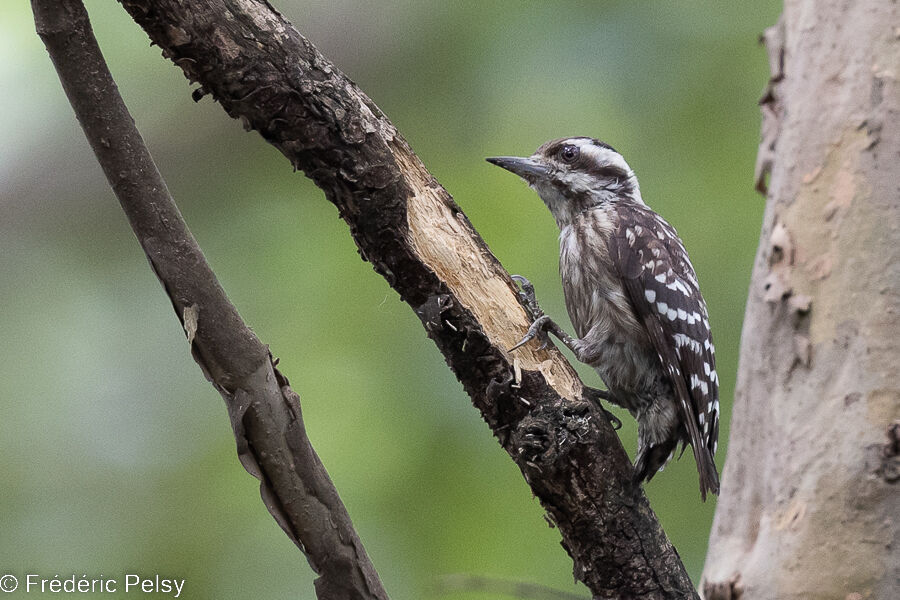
702;1;899;599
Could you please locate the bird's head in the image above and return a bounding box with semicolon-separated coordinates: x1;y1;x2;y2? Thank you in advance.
487;137;643;227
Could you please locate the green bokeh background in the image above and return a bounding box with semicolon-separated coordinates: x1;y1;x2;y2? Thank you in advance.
1;1;779;598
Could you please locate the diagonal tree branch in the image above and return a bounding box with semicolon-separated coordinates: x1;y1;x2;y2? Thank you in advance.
113;2;700;598
37;0;700;596
32;1;388;599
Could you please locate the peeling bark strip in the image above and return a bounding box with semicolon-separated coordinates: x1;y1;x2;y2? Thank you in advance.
114;0;698;597
32;1;387;599
703;1;899;598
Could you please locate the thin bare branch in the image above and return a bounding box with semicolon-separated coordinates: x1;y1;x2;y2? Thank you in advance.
32;1;388;598
438;574;588;600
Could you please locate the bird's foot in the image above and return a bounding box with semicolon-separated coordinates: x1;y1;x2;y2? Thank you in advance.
512;275;545;321
582;386;623;430
510;314;554;352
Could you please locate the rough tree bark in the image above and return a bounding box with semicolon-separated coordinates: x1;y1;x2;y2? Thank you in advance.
36;0;703;598
702;2;899;599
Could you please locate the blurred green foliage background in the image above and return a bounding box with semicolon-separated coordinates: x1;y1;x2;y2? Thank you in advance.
1;1;779;598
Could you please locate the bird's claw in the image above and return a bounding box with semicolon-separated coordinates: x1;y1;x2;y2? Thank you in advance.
582;386;623;430
602;408;623;431
509;314;552;353
511;275;551;351
512;274;544;321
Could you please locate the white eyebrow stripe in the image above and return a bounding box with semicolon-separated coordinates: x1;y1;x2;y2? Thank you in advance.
578;142;634;176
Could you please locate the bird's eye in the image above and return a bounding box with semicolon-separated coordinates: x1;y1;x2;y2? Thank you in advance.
560;145;579;163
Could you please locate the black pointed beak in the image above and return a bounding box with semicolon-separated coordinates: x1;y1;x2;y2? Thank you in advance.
486;156;549;180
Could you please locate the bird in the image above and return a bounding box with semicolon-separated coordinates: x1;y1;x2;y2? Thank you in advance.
487;137;720;500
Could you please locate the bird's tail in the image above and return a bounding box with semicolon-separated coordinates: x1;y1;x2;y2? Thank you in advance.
634;440;720;501
695;446;720;501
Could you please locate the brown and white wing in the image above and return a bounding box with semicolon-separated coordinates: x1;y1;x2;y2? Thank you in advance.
609;203;720;498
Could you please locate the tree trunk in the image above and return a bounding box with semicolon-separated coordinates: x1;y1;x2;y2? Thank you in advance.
702;1;899;599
